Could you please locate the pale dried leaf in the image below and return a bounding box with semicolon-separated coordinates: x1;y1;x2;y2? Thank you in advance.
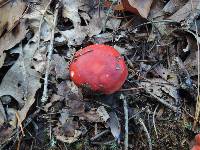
0;21;28;56
97;106;110;122
55;11;106;46
59;109;70;125
0;53;6;68
62;0;81;26
0;0;26;36
0;101;6;126
58;26;87;46
32;46;47;73
127;0;153;18
55;129;82;143
140;78;179;103
7;108;17;127
168;0;200;22
0;38;41;123
107;112;121;140
162;0;188;14
154;65;179;85
23;2;53;41
51;54;69;79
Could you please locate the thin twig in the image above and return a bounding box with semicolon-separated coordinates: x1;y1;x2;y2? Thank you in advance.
37;0;53;51
119;87;144;92
146;90;179;112
41;1;60;103
138;118;152;150
153;105;159;139
90;129;110;141
16;112;25;137
121;94;128;150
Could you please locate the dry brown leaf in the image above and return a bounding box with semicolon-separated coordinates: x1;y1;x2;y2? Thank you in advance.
127;0;153;18
0;20;28;56
0;0;26;37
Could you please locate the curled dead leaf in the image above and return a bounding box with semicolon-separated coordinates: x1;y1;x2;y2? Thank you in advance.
122;0;153;18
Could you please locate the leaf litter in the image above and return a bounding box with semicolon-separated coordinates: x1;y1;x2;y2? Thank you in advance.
0;0;200;149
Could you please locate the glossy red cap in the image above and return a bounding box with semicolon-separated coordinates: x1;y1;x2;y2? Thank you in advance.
69;44;128;94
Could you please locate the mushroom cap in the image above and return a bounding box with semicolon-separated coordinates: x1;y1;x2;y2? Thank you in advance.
69;44;128;94
196;134;200;146
192;145;200;150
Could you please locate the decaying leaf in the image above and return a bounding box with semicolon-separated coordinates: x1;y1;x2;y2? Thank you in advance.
0;125;13;145
54;126;82;143
68;99;102;122
0;37;41;123
54;109;81;144
140;78;179;104
127;0;153;18
97;106;110;122
154;64;178;85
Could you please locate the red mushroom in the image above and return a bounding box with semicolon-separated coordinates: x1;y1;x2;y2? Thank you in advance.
192;145;200;150
195;134;200;146
191;134;200;150
69;44;128;94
